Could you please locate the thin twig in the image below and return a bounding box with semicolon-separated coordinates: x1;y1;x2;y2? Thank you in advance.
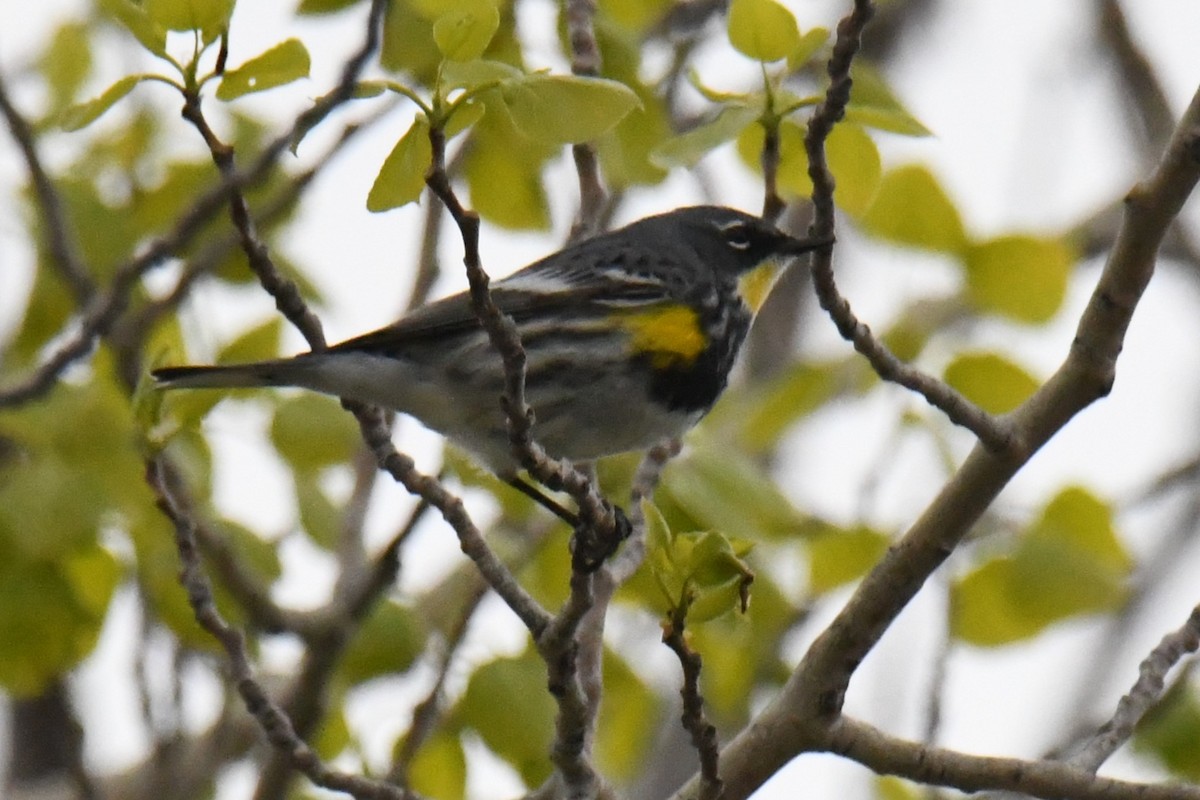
146;456;415;800
0;0;387;407
663;607;723;800
0;70;95;302
565;0;607;239
351;403;552;635
1067;604;1200;772
801;1;1013;453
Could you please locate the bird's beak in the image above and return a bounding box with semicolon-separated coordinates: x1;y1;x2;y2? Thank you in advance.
779;233;835;256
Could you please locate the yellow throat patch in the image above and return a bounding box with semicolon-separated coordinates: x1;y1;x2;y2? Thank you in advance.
738;258;784;313
618;305;707;368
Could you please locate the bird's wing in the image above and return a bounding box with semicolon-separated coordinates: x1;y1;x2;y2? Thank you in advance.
329;244;674;355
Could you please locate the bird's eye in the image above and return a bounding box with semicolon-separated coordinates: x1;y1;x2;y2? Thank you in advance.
720;222;754;250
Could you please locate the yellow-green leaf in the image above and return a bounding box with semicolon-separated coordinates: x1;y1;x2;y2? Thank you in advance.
807;525;890;594
407;729;467;800
661;441;809;541
298;0;361;13
860;165;968;253
217;317;282;365
596;650;661;780
269;394;360;472
59;75;151;131
845;63;931;137
367;116;433;212
217;39;311;100
1134;684;1200;781
459;652;555;785
145;0;234;37
500;74;639;144
1029;487;1131;574
950;558;1045;646
432;0;499;62
651;105;758;169
943;352;1038;415
727;0;800;62
97;0;168;56
340;601;427;684
40;22;93;108
963;234;1075;323
464;105;551;229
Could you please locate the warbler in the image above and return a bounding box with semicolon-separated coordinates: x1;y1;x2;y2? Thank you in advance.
154;206;826;498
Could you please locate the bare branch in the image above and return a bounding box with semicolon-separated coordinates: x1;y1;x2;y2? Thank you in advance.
673;5;1200;797
802;0;1013;452
663;607;723;800
827;717;1200;800
0;70;94;302
146;455;416;800
0;0;387;407
565;0;607;239
1068;604;1200;772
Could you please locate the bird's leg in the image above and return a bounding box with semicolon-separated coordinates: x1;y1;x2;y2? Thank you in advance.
505;476;632;572
506;476;580;526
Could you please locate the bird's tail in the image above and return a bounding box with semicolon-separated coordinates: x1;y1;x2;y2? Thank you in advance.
152;360;302;390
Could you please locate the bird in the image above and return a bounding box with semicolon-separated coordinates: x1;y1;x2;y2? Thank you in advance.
154;205;828;523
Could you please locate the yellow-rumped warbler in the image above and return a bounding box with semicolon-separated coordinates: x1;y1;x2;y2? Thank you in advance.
154;206;826;486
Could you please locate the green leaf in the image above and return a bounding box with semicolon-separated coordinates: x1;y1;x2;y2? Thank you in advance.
432;0;500;62
98;0;169;57
807;525;890;594
650;105;758;169
952;488;1131;646
787;27;830;70
294;472;341;550
381;1;442;84
826;122;882;216
735;361;850;451
1134;683;1200;781
597;86;671;188
860;165;968;253
596;650;661;779
845;63;932;137
340;601;427;684
218;519;282;584
59;75;152;131
298;0;362;13
269;394;360;472
950;558;1045;646
0;547;119;696
660;440;809;541
943;352;1038;415
464;104;551;229
217;317;282;365
727;0;800;62
459;652;555;785
963;235;1075;323
599;0;673;33
440;58;521;91
145;0;234;37
216;39;311;100
407;729;467;800
684;531;755;623
367;116;433;212
39;22;93;108
876;776;924;800
500;74;639;144
1030;487;1131;574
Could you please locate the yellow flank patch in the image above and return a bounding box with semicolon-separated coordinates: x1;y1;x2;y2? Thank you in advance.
619;305;707;368
738;258;783;312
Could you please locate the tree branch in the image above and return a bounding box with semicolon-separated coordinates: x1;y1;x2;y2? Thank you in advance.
0;70;94;303
673;7;1200;799
802;0;1013;453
